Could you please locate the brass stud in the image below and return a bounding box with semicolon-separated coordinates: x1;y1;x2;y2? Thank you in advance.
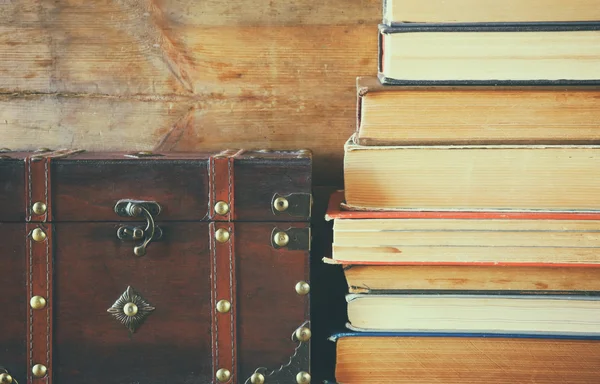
215;228;230;243
214;201;230;216
216;368;231;382
296;371;311;384
30;295;47;310
32;201;47;215
295;281;310;296
250;372;265;384
0;373;13;384
31;228;47;242
216;299;231;313
273;197;289;212
123;302;139;317
32;364;47;378
295;327;312;342
273;231;289;247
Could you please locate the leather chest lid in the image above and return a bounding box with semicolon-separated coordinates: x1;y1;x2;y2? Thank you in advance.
0;149;312;222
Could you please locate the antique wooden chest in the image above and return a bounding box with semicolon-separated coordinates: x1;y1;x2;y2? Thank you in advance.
0;148;312;384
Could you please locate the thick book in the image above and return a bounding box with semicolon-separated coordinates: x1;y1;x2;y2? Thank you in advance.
327;190;600;266
355;76;600;146
346;294;600;335
325;191;600;292
383;0;600;25
332;332;600;383
343;136;600;211
378;23;600;84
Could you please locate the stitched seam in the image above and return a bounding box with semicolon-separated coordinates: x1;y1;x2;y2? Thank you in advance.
29;233;33;380
212;223;219;371
210;156;214;220
44;160;48;223
227;158;233;221
46;225;50;379
27;159;32;221
229;224;234;379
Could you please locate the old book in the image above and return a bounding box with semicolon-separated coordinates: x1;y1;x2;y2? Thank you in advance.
326;191;600;266
355;76;600;146
342;264;600;294
346;294;600;334
343;137;600;211
383;0;600;25
378;23;600;84
333;333;600;384
324;191;600;292
0;149;312;384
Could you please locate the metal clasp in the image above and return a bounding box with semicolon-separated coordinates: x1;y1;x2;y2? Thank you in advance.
115;200;162;256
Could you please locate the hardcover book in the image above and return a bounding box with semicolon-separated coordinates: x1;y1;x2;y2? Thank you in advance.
355;76;600;146
378;23;600;84
383;0;600;25
343;136;600;211
332;333;600;383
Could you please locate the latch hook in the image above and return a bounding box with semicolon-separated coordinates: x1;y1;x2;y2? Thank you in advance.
115;200;162;256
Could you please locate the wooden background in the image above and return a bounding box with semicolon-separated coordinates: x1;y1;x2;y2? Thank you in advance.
0;0;381;187
1;1;381;381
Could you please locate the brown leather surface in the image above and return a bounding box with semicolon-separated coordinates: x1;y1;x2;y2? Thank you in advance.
26;223;53;384
0;159;25;221
236;222;310;382
1;150;311;383
52;159;210;221
210;222;238;383
209;150;240;221
25;157;52;223
234;154;312;222
49;221;309;383
53;222;213;384
0;224;27;383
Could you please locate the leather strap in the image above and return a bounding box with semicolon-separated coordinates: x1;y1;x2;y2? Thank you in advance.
209;149;244;221
210;222;237;383
25;155;53;383
25;222;53;384
25;156;52;222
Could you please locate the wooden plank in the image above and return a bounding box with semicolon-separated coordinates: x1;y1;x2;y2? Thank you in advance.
0;0;381;185
0;93;352;184
0;1;380;95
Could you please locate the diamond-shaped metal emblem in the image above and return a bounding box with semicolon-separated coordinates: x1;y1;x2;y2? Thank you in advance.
107;286;155;333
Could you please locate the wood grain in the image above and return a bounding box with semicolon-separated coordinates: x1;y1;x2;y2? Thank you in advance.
0;0;381;185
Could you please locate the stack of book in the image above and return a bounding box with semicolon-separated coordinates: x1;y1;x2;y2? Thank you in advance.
324;1;600;382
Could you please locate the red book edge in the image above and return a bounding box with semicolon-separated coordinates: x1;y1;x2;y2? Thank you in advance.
325;190;600;268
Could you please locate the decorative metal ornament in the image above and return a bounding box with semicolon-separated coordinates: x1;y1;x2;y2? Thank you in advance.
215;228;231;243
30;296;47;310
250;372;265;384
295;281;310;296
31;228;46;242
296;371;311;384
31;364;47;378
216;368;231;382
214;201;230;216
107;286;155;333
216;299;231;313
273;197;289;212
32;202;47;215
294;327;311;343
273;231;289;247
